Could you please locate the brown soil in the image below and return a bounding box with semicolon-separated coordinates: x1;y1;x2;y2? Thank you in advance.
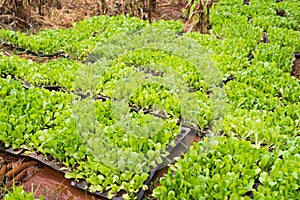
23;165;102;200
0;0;187;32
292;53;300;80
0;151;103;200
153;0;187;21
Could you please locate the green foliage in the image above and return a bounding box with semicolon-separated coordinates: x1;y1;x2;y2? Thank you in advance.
155;0;300;199
255;137;300;199
80;27;223;128
154;137;300;199
153;137;272;199
0;55;82;90
3;186;43;200
0;15;148;60
0;0;300;199
236;62;300;103
0;76;74;149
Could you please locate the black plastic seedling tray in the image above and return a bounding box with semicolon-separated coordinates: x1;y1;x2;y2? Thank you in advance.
70;125;195;200
20;80;201;132
0;124;196;200
14;80;200;199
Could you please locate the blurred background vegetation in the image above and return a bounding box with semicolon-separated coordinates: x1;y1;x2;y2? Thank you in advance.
0;0;214;33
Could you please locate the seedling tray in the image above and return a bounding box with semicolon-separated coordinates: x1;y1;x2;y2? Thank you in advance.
20;81;202;132
0;124;196;199
14;80;200;199
70;125;195;200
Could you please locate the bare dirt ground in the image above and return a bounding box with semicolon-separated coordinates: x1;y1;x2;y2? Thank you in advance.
0;0;188;32
292;53;300;80
0;151;103;199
